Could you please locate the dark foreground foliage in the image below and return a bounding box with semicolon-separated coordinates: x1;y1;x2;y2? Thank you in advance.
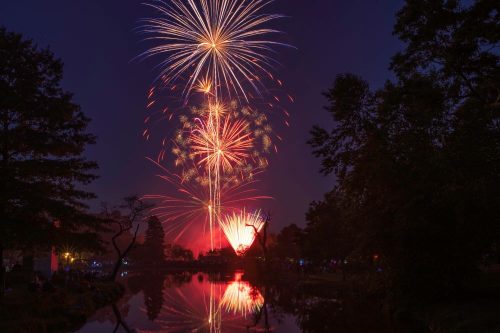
0;26;104;285
307;0;500;299
0;279;123;333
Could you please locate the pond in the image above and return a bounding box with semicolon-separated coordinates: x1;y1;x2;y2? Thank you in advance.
75;269;397;333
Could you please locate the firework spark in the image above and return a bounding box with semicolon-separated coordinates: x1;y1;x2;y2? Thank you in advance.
220;209;265;256
139;0;290;102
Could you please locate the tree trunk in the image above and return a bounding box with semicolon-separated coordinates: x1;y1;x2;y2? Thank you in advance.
263;287;270;332
112;303;133;333
22;250;34;274
0;244;4;296
109;224;139;281
247;214;270;262
109;256;123;282
262;221;268;262
1;112;9;296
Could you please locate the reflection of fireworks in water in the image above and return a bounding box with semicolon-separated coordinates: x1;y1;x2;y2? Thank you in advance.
155;283;222;333
139;0;290;102
143;159;270;246
147;273;256;333
222;272;264;317
220;209;265;256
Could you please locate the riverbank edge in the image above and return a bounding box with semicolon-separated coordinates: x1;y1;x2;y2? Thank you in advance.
294;271;500;333
0;280;124;333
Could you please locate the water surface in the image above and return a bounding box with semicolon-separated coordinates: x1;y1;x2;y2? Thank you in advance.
76;269;395;333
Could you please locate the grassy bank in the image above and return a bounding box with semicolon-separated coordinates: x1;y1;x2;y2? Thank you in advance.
297;270;500;332
0;280;124;333
392;272;500;333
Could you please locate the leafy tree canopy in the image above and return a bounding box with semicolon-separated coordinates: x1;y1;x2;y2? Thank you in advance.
0;27;101;253
307;0;499;297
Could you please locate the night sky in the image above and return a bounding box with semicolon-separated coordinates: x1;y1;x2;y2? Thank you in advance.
0;1;403;235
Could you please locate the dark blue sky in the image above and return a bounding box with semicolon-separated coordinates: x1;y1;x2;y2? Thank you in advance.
0;0;404;232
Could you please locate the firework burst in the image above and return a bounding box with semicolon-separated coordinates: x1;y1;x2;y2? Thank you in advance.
139;0;291;251
191;113;254;174
175;101;272;176
139;0;290;102
220;209;265;256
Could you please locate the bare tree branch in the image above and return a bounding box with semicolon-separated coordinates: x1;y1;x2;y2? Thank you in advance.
247;212;271;261
107;196;153;281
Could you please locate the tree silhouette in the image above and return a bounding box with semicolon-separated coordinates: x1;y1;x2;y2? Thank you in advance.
142;216;166;266
104;196;152;281
0;27;101;287
143;271;165;321
308;0;499;297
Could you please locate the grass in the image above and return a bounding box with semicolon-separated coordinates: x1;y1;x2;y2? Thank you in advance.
390;272;500;333
0;280;124;333
302;270;500;332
